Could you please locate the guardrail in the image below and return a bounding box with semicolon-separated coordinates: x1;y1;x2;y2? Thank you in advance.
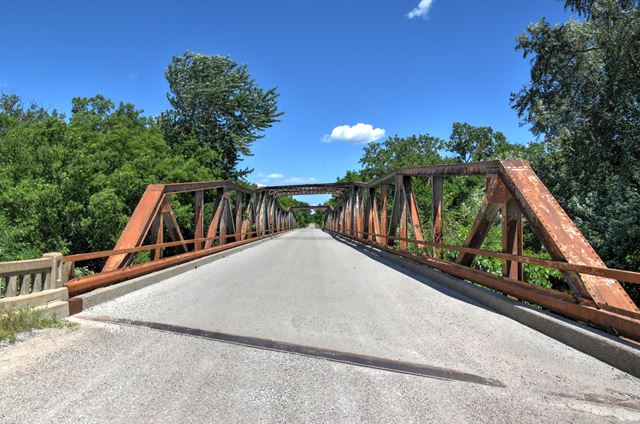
63;229;291;296
0;253;69;315
323;160;640;342
63;180;300;297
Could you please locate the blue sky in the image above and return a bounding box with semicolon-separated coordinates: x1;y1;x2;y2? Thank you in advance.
1;0;570;204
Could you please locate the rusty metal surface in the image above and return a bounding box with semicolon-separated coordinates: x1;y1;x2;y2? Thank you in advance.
88;180;301;291
323;232;640;287
322;159;640;340
498;160;639;312
366;161;501;187
431;176;443;257
163;180;254;194
102;184;165;272
502;198;523;281
325;160;637;313
66;231;289;296
328;230;640;342
266;183;351;197
68;160;640;341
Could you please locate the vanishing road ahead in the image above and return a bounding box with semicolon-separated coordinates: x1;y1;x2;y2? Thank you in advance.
2;228;640;423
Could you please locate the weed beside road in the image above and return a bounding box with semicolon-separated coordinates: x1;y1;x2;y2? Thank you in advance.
0;307;72;342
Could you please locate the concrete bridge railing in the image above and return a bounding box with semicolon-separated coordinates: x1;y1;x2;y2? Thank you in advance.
0;253;70;317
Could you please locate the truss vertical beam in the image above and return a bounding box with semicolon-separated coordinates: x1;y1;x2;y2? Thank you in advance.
403;176;425;250
150;210;164;261
431;176;443;257
235;194;243;241
380;184;388;245
502;198;523;281
194;191;204;250
204;188;225;249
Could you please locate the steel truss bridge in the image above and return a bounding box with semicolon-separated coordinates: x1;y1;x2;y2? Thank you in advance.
60;160;640;342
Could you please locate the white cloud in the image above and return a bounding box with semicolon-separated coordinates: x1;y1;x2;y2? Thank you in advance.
256;183;267;188
322;123;386;144
285;177;318;184
407;0;434;19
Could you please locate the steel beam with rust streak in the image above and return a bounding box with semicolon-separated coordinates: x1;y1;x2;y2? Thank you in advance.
67;233;292;297
380;184;389;245
194;191;204;250
456;177;509;267
327;229;640;342
402;176;425;252
204;188;225;249
103;184;165;271
431;176;443;257
498;160;639;312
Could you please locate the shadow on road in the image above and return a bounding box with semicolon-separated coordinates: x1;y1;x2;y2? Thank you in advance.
326;231;498;315
79;315;504;388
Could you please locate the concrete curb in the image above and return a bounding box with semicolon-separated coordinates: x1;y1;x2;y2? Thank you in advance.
43;300;70;319
331;233;640;378
71;232;291;313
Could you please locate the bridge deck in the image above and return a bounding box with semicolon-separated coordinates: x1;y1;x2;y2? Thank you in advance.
1;228;639;422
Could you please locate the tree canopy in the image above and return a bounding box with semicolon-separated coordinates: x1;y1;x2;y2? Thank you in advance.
512;0;640;189
0;95;213;261
159;52;282;179
0;52;283;262
511;0;640;282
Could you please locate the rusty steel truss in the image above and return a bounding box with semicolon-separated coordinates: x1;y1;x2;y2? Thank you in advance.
63;160;640;341
323;160;640;341
65;181;301;295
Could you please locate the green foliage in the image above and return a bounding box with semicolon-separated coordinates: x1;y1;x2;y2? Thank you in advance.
512;1;640;187
359;134;445;180
333;124;570;292
0;54;282;264
512;0;640;301
277;196;314;227
0;307;73;343
309;209;327;227
447;123;513;163
0;94;213;260
159;52;283;179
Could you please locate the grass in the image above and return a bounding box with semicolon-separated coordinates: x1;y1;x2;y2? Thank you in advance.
0;307;73;343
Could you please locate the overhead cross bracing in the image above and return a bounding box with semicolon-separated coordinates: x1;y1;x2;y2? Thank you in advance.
265;183;351;197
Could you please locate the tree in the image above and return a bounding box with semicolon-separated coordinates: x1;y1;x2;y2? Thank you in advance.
0;94;213;260
160;52;283;179
277;196;313;228
512;0;640;188
447;122;512;163
511;0;640;304
358;134;444;180
511;0;640;276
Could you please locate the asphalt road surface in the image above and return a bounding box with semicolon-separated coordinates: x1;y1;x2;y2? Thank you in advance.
2;228;640;423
